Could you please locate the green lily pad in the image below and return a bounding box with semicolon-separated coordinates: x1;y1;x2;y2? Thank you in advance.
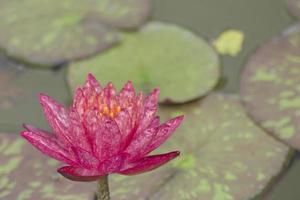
0;133;95;200
287;0;300;19
109;94;290;200
67;22;220;104
213;29;245;57
0;0;151;67
240;24;300;150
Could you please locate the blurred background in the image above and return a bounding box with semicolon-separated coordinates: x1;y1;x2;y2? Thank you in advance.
0;0;300;199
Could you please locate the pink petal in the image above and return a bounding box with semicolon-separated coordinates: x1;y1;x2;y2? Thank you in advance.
68;109;92;151
143;116;184;156
21;125;76;165
39;93;72;145
75;74;101;115
98;153;128;173
71;146;100;169
101;82;117;107
119;151;180;175
57;166;104;182
114;110;134;149
118;81;136;107
149;116;160;127
84;73;102;93
125;116;183;159
139;88;160;129
124;126;157;160
72;88;86;118
84;115;122;161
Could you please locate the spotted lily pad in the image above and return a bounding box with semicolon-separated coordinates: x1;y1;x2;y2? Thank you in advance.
287;0;300;19
0;133;95;200
0;0;151;67
109;94;290;200
240;24;300;149
67;22;220;104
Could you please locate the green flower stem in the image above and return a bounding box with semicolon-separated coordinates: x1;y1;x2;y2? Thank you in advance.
97;176;110;200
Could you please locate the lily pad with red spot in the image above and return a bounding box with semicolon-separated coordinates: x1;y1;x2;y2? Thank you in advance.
0;0;151;67
0;133;95;200
287;0;300;19
240;24;300;150
109;94;290;200
67;22;220;104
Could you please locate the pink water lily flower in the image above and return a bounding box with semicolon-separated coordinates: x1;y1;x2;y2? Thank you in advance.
21;74;183;182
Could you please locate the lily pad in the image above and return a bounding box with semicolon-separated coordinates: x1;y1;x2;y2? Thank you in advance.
0;0;151;67
213;29;245;57
67;22;220;104
287;0;300;19
109;94;290;200
0;133;95;200
240;24;300;150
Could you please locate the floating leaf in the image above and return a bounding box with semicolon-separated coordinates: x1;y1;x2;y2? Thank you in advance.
67;22;220;104
287;0;300;19
0;0;151;67
240;24;300;150
213;29;245;57
109;94;290;200
0;133;95;200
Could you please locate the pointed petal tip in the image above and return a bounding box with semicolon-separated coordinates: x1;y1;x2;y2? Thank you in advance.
86;73;98;83
153;88;160;95
87;73;96;79
173;150;181;156
20;130;29;138
38;93;58;108
176;115;185;122
123;80;134;90
125;80;133;87
84;73;102;91
38;93;48;102
105;81;114;89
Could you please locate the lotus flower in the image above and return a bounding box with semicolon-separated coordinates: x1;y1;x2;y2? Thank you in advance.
21;74;184;182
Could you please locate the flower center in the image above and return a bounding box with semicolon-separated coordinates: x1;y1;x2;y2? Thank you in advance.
96;96;121;118
101;105;121;118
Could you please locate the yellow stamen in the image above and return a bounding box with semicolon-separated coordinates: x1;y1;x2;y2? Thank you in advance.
115;106;121;113
109;112;114;118
103;106;109;115
98;104;121;118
